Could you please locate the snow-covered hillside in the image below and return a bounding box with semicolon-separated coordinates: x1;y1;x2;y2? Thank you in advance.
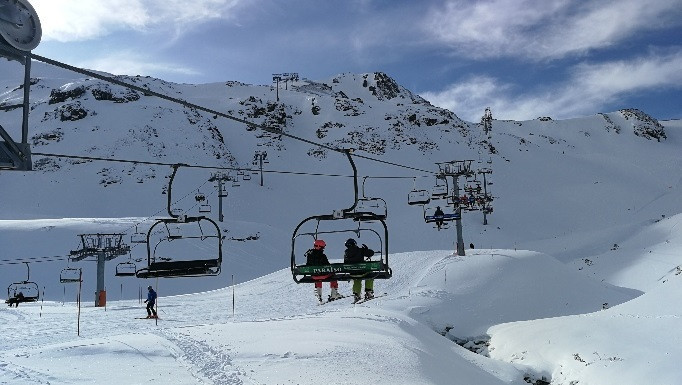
1;56;682;384
0;248;652;384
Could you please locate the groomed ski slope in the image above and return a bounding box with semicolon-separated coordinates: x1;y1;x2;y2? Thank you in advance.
0;248;642;385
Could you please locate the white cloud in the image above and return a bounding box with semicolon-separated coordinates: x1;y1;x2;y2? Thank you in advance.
31;0;244;42
419;76;511;121
74;51;201;78
421;50;682;121
422;0;682;60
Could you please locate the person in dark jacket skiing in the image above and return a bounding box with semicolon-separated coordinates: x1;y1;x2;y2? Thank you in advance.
305;239;341;303
343;238;375;303
144;285;158;318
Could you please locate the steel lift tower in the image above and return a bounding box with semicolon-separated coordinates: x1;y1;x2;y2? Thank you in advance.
0;0;41;171
70;234;130;307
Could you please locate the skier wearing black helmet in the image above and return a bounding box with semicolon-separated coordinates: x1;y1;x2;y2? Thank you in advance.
343;238;375;303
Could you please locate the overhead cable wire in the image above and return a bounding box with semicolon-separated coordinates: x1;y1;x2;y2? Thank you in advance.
28;53;435;175
31;151;431;179
0;255;69;266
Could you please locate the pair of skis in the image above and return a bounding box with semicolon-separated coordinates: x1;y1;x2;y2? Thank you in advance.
353;292;386;305
318;293;386;305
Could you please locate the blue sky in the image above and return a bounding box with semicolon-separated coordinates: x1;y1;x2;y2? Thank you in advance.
29;0;682;122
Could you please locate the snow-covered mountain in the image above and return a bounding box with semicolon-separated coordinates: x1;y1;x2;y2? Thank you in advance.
1;58;678;297
1;57;682;384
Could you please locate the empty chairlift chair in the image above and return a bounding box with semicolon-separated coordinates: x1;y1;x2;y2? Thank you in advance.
135;164;223;279
115;261;137;277
59;267;82;283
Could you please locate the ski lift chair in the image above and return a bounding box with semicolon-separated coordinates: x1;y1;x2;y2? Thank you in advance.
291;214;391;283
115;261;137;277
6;282;39;304
195;192;211;213
431;183;448;198
291;149;391;284
59;267;82;283
130;226;147;244
424;201;460;228
135;164;223;279
136;216;222;278
408;189;431;206
5;262;40;304
354;197;387;220
354;177;387;219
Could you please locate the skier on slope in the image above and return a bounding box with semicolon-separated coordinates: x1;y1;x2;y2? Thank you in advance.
343;238;375;303
305;239;342;303
144;285;158;318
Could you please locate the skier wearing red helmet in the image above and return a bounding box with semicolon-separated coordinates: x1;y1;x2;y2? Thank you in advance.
305;239;341;303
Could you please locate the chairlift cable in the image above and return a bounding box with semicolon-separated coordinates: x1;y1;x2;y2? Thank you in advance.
0;255;66;263
115;175;213;238
32;151;434;179
0;255;69;266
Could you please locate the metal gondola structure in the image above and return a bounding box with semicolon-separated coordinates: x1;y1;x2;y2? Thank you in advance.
135;164;223;279
291;150;391;283
6;262;40;304
0;0;41;171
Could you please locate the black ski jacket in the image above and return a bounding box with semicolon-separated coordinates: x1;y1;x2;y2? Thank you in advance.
305;248;330;266
344;244;375;264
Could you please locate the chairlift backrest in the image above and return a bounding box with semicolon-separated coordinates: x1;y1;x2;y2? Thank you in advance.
131;232;147;244
7;281;40;301
355;197;387;219
408;189;431;206
290;149;391;284
136;216;222;279
290;213;391;284
423;200;460;223
59;268;82;283
115;261;137;277
431;184;448;198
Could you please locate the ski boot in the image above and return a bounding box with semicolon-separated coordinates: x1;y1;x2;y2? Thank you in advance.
353;292;362;303
364;290;374;301
328;287;343;302
315;287;323;303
